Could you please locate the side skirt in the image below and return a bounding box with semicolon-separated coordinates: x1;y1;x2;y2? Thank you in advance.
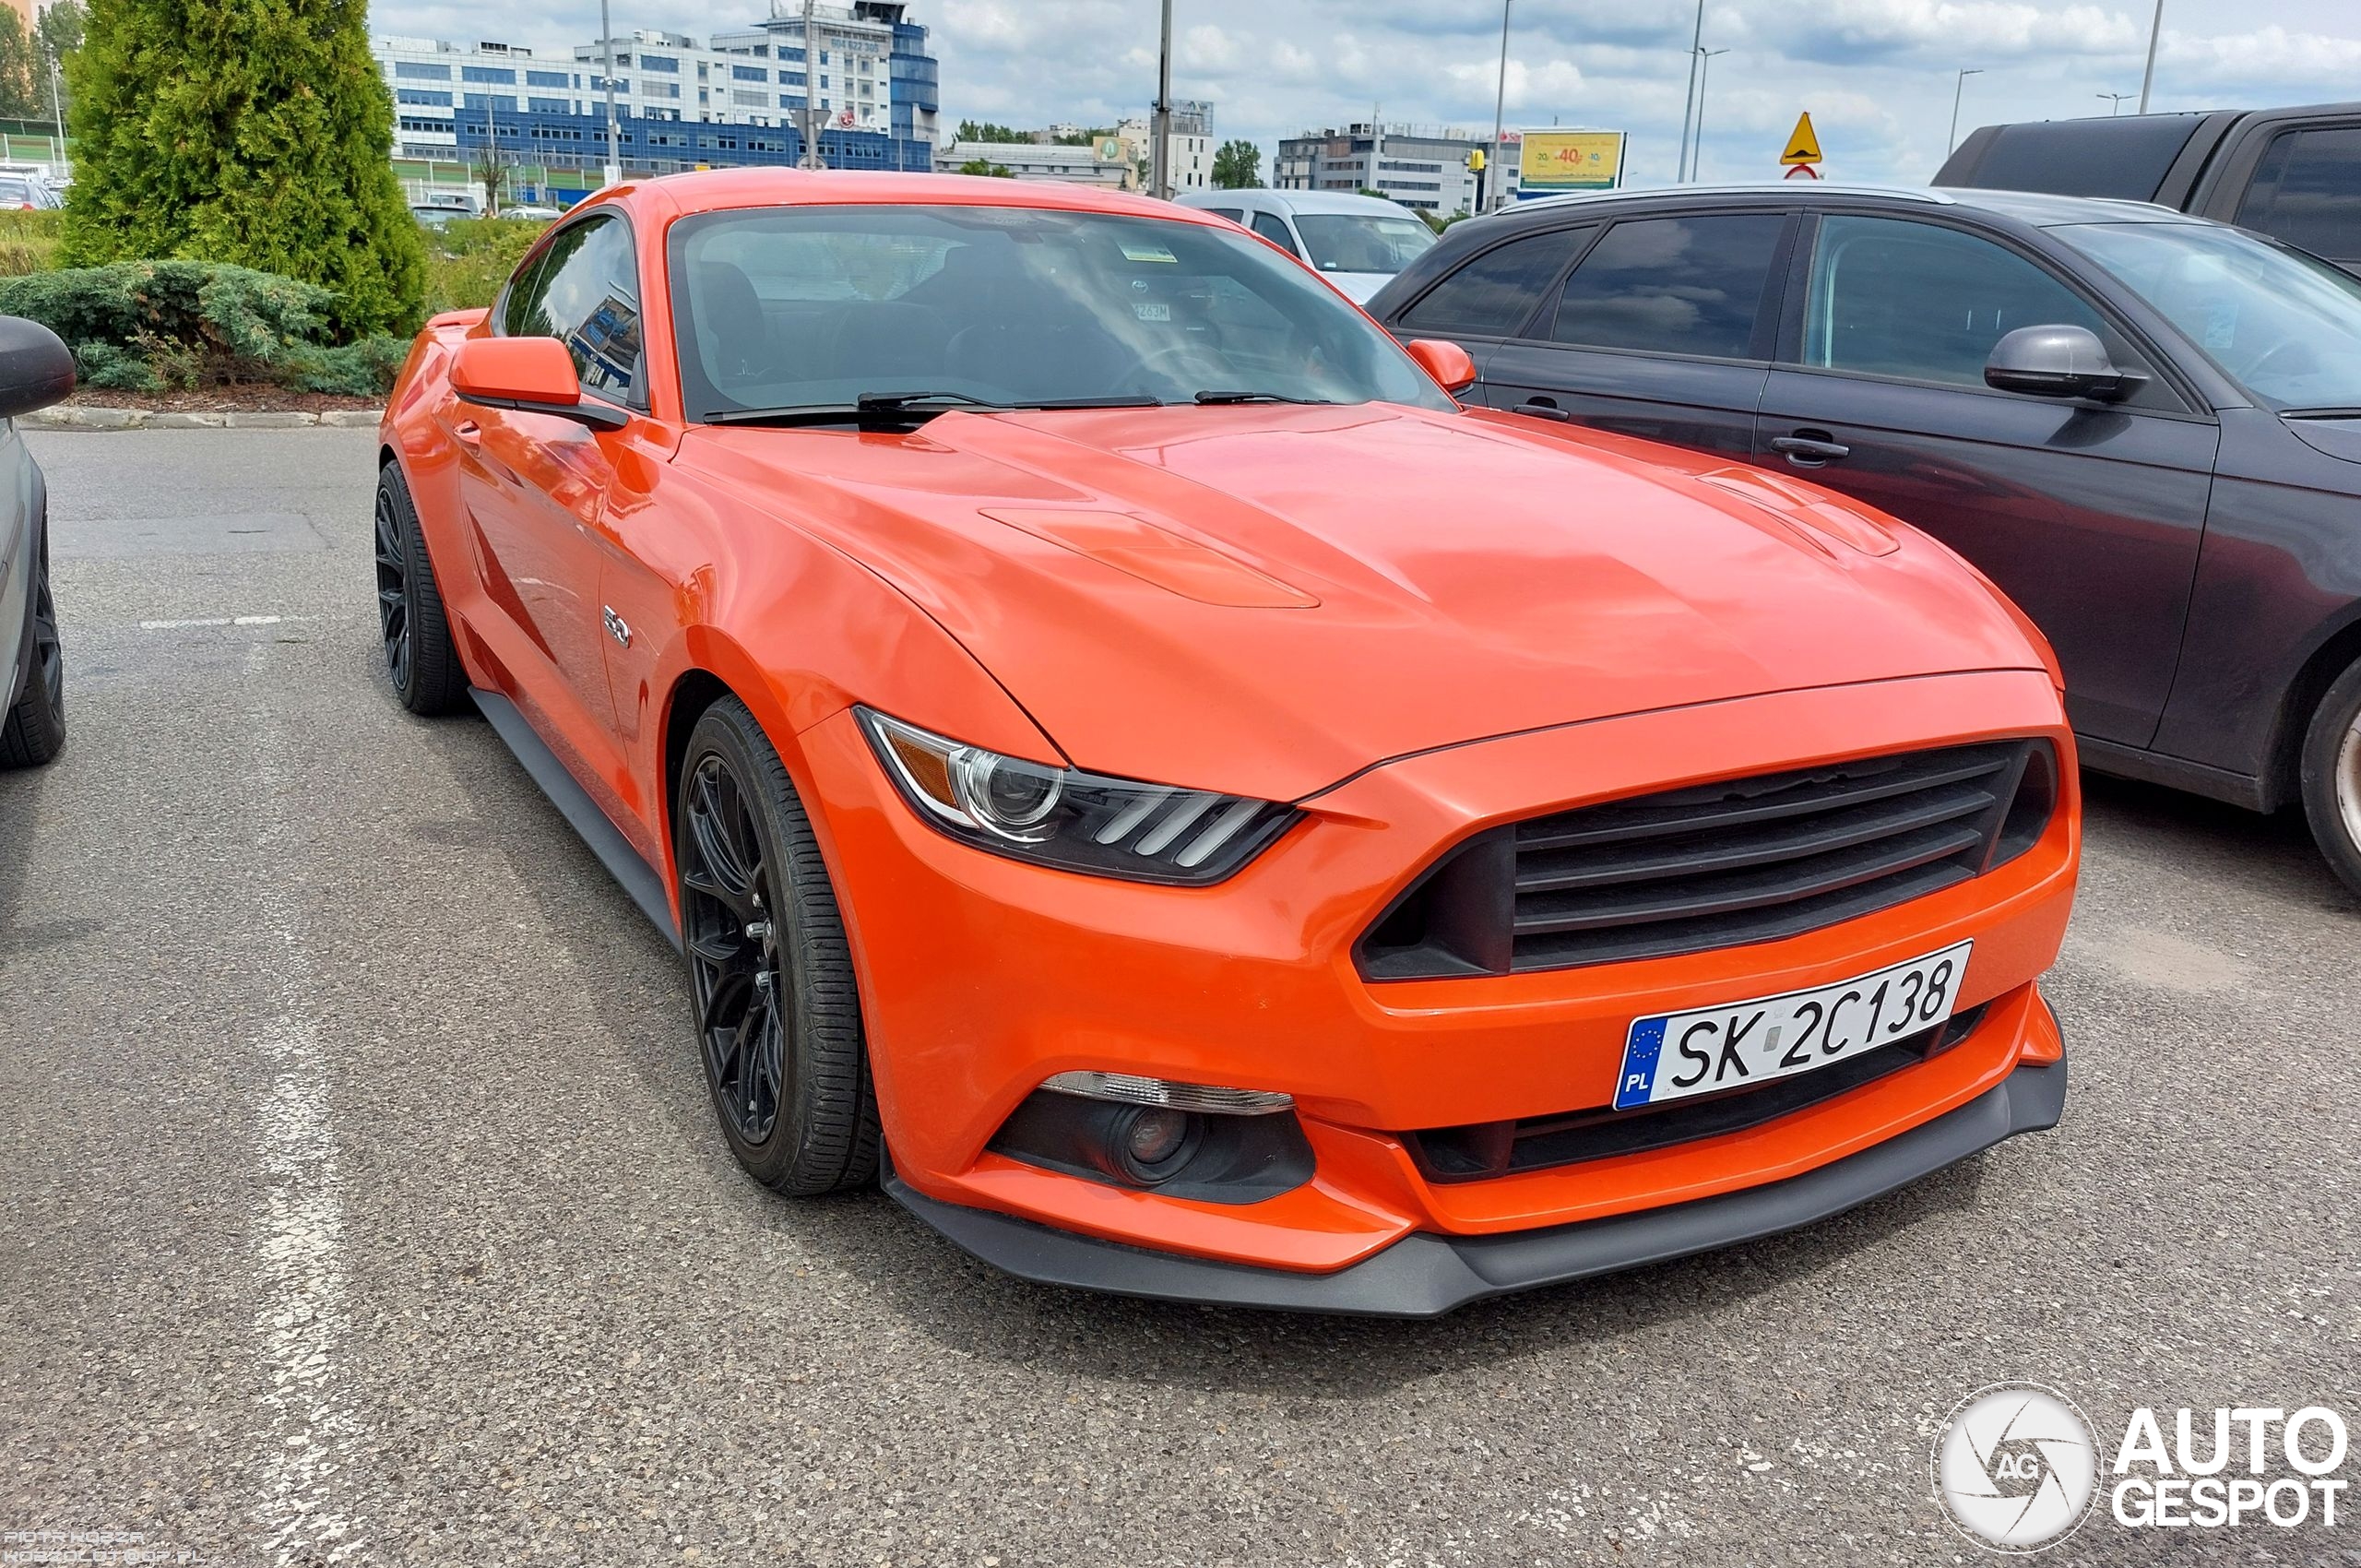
470;686;682;951
2077;734;2269;813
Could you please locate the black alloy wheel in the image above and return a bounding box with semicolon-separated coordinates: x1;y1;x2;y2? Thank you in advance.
374;479;411;692
673;696;878;1195
681;751;789;1146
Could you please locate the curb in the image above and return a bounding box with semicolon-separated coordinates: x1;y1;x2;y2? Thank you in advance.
23;406;382;431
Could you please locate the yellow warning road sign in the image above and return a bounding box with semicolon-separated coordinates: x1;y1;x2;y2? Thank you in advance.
1781;112;1822;166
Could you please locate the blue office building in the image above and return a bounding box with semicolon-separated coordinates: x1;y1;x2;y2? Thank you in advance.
375;3;940;192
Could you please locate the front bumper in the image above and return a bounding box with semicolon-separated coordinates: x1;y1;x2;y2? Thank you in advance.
886;1058;2067;1317
800;667;2079;1288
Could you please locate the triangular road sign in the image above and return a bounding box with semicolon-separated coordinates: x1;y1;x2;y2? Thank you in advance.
1781;112;1822;166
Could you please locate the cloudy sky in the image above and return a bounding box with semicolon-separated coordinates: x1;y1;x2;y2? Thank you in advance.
374;0;2361;185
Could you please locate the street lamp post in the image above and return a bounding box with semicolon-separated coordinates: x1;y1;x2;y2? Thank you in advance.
2138;0;2165;113
1688;47;1728;181
599;0;620;185
1489;0;1512;212
1675;0;1704;185
803;0;825;170
2098;91;2135;116
1948;67;1984;153
1151;0;1173;198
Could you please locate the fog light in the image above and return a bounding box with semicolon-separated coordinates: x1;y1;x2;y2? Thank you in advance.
1109;1105;1201;1184
1124;1107;1192;1166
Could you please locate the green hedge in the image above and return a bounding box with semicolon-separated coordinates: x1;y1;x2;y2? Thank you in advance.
422;217;546;316
0;258;407;395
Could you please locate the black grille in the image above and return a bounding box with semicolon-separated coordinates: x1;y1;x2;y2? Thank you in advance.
1358;741;2056;980
1406;1004;1990;1182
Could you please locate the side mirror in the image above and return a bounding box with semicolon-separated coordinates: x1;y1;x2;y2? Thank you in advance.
1983;325;2142;401
1405;338;1477;395
450;336;626;431
0;315;75;420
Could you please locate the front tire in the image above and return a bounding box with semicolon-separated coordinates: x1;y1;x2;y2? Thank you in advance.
0;521;63;768
675;696;880;1194
374;462;469;716
2299;656;2361;899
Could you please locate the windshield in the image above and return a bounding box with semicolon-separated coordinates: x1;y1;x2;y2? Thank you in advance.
1292;213;1437;276
2053;220;2361;412
667;204;1453;422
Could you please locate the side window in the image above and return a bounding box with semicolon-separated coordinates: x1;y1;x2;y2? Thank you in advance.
1207;207;1245;222
499;248;552;338
2237;127;2361;265
1549;214;1786;359
1799;215;2110;388
514;216;646;406
1250;211;1300;257
1397;227;1593;338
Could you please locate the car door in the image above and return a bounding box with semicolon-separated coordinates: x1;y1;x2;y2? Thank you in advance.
1754;211;2217;747
457;212;649;790
1477;209;1795;458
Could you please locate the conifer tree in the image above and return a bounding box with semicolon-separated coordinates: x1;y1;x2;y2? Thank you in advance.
62;0;424;336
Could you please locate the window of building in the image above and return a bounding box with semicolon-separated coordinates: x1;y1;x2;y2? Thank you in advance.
732;90;765;107
645;81;680;99
396;89;452;108
394;62;451;80
528;98;568;114
526;70;570;88
460;93;518;113
460;65;515;84
779;71;804;86
732;64;766;81
397;117;452;136
1549;214;1786;359
642;54;679;72
1400;227;1594;338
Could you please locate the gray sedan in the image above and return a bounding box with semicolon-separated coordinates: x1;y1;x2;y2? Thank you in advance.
0;315;75;767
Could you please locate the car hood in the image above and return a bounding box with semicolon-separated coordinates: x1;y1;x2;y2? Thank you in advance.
686;403;2046;802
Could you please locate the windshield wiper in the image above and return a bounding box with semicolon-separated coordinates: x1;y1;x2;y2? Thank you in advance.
2280;406;2361;419
706;390;1004;427
1192;389;1338;406
706;391;1172;427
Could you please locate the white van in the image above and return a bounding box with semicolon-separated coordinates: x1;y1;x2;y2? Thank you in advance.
1177;189;1438;304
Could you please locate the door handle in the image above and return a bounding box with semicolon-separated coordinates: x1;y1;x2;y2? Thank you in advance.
1513;398;1572;423
1771;432;1850;465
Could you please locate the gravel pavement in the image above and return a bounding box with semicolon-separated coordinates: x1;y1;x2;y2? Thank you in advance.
2;428;2355;1567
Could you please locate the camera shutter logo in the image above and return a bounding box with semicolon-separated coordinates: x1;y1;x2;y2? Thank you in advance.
1933;1383;2099;1552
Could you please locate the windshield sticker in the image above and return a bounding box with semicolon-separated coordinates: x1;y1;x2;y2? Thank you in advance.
1121;243;1179;264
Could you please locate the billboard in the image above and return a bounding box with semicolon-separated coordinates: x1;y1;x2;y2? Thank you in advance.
1516;129;1627;196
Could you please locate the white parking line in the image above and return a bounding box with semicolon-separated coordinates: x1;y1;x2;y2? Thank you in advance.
137;615;303;630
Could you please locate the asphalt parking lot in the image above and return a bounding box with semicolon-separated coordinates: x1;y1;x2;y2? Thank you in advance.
3;426;2356;1567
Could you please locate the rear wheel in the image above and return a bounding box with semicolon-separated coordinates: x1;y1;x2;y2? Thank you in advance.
374;462;469;716
2299;656;2361;899
675;696;879;1194
0;523;63;767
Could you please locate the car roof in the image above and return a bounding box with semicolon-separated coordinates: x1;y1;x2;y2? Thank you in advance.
1178;188;1416;218
1489;182;2201;230
626;167;1230;228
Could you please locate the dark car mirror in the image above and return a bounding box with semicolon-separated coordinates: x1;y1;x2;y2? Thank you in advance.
450;335;626;431
0;315;76;420
1984;324;2142;402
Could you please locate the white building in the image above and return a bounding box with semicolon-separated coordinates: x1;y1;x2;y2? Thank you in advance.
933;137;1136;188
1118;101;1213;193
373;4;939;178
1274;123;1518;215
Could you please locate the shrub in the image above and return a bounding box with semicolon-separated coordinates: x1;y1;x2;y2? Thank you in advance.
0;258;406;395
62;0;426;337
0;210;63;277
421;217;546;316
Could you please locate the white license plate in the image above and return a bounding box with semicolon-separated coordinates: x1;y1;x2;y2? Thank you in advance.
1613;941;1972;1111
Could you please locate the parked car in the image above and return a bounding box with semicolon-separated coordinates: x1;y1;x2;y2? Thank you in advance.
409;204;466;232
1938;101;2361;275
1365;184;2361;896
0;316;77;767
1176;188;1436;303
374;171;2078;1315
0;170;61;211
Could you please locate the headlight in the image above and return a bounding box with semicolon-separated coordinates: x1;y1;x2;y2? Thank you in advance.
856;708;1297;884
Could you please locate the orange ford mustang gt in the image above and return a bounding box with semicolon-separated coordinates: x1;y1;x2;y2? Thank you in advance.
374;171;2078;1316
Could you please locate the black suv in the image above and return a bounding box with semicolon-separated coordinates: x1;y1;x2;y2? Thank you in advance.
1366;184;2361;895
